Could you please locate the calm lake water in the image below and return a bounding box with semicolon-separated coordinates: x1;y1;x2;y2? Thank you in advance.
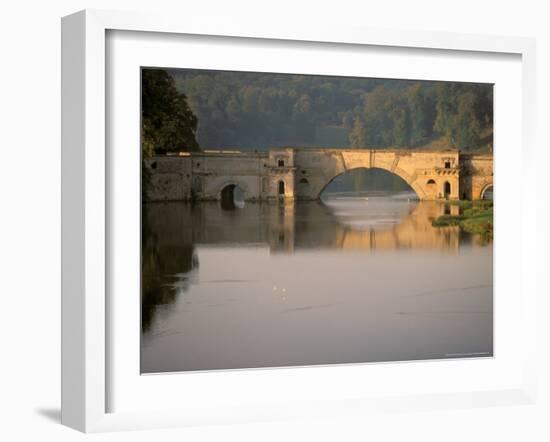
141;192;493;373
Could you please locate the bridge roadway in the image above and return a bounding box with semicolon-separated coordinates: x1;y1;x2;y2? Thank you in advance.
144;147;493;202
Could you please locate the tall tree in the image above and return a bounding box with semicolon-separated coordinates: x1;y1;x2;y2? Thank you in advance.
141;69;200;156
407;83;435;144
349;117;368;147
433;83;488;149
393;107;411;147
455;92;481;148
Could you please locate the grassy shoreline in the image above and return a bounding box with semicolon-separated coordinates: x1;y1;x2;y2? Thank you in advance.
432;200;493;240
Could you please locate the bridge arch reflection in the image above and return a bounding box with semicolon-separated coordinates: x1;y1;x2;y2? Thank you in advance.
142;197;486;264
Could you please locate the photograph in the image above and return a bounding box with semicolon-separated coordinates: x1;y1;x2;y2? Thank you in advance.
140;68;494;374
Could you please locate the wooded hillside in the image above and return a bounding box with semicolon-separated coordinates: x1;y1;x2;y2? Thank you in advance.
170;69;493;152
142;68;493;154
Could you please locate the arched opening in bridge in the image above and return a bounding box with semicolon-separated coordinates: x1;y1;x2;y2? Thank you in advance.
481;185;493;200
220;184;245;210
320;167;418;201
444;181;451;199
278;180;285;196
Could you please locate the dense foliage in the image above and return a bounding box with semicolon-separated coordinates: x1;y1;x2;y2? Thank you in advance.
141;69;200;156
168;69;493;151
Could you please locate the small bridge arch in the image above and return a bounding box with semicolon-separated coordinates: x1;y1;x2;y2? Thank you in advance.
480;183;494;200
217;180;250;201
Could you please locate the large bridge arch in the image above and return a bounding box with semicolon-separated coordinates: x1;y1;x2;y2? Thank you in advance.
316;166;425;199
298;149;462;201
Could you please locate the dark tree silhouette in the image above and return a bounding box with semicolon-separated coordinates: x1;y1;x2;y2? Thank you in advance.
141;69;200;156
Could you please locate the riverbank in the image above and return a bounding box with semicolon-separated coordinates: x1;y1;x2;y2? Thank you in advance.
432;200;493;240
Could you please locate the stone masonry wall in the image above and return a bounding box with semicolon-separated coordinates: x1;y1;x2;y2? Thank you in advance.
144;148;492;202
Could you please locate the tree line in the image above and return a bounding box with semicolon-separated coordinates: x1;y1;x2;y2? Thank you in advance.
142;68;493;155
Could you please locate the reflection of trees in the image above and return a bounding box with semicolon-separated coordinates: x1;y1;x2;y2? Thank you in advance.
141;205;198;332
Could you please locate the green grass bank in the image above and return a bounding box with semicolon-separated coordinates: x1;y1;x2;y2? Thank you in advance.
432;200;493;240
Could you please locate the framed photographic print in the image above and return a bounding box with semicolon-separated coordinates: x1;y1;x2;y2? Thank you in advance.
61;9;538;432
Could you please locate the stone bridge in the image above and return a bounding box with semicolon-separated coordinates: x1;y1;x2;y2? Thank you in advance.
145;147;493;202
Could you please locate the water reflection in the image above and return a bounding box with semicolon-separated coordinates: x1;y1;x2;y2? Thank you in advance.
141;192;493;372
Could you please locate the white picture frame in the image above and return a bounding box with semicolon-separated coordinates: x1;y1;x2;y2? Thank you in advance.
61;9;537;433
